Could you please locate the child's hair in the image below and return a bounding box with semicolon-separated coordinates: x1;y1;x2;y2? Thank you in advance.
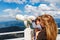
35;16;41;25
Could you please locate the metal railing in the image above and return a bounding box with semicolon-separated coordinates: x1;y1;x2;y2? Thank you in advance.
0;31;24;35
0;28;60;40
0;31;24;40
0;28;59;35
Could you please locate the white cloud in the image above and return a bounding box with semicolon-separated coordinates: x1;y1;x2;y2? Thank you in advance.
3;0;27;4
38;4;59;11
0;7;23;22
0;15;10;18
3;7;22;18
0;7;22;21
0;15;16;21
29;0;60;7
28;0;60;5
45;0;60;3
38;4;52;11
24;4;60;18
44;0;60;7
30;0;41;4
25;4;37;13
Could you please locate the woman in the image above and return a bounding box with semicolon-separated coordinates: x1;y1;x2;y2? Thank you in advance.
37;14;58;40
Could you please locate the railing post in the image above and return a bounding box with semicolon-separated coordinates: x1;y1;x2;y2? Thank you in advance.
24;27;33;40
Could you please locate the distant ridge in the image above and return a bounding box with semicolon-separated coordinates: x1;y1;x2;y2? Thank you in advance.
0;20;25;28
0;26;25;33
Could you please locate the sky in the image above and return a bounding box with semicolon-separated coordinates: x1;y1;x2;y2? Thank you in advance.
0;0;60;21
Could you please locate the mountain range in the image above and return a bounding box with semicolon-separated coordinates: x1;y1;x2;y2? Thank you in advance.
0;19;60;33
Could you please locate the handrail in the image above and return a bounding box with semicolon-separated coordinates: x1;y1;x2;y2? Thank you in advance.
0;31;24;35
0;28;60;35
0;28;60;40
5;38;24;40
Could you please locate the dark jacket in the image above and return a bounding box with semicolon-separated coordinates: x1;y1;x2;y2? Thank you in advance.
37;28;47;40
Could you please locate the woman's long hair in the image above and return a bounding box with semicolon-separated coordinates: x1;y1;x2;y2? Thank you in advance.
41;14;58;40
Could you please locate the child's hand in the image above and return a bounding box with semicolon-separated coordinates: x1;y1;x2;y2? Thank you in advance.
32;37;34;40
36;31;41;39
